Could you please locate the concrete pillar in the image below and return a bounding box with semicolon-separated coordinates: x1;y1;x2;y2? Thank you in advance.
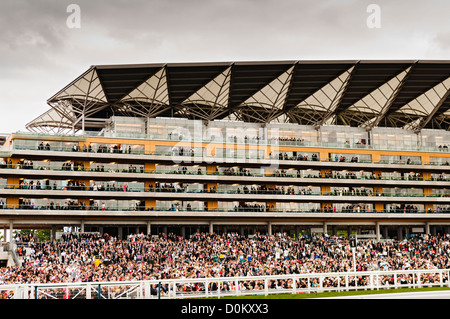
80;220;85;233
347;226;352;237
268;222;272;236
425;222;430;235
51;225;56;241
397;226;403;240
240;226;244;236
295;225;300;238
163;226;168;235
118;227;123;240
9;221;13;249
376;222;381;242
209;222;213;234
99;226;104;236
383;226;388;239
181;226;186;239
332;225;337;236
323;222;328;235
147;221;151;236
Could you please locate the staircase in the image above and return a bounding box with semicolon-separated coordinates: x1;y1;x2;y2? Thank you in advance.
0;242;20;267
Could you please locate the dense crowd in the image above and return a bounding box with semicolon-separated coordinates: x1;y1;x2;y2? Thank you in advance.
1;232;450;286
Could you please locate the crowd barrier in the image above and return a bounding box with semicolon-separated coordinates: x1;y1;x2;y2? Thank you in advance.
1;268;449;299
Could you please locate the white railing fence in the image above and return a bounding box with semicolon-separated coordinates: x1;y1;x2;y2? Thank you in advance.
1;269;449;299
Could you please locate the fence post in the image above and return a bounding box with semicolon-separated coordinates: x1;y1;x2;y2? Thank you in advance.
265;278;268;296
417;272;421;288
170;282;174;298
345;274;349;291
158;282;161;299
337;276;341;292
292;277;296;295
86;283;91;299
307;276;311;294
319;276;322;292
138;282;143;299
394;273;397;289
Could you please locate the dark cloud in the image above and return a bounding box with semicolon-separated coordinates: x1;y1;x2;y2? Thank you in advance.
0;0;448;133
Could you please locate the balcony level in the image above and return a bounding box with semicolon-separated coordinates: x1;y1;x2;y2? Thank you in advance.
1;168;450;188
5;149;450;173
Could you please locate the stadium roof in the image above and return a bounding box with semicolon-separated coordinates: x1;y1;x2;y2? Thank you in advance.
26;60;450;134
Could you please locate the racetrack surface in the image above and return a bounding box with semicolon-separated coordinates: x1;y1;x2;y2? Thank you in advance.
322;290;450;299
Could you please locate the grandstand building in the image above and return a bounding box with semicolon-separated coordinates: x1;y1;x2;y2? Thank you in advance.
1;60;450;240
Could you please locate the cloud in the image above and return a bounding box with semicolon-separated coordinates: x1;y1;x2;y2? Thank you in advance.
0;0;448;133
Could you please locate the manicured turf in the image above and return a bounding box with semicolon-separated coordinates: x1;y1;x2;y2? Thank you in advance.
209;286;450;299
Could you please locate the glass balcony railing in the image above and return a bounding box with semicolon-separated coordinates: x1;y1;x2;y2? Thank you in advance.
0;184;448;198
8;145;450;167
9;128;450;155
1;163;450;182
0;203;448;215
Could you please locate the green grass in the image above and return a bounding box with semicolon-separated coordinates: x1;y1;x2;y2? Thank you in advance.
208;286;450;299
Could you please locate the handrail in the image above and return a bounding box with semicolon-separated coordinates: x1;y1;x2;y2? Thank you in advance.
1;268;449;299
0;205;447;214
8;146;450;166
1;165;450;183
0;184;449;198
10;131;450;154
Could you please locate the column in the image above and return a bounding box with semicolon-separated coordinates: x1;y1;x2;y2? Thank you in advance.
147;221;151;236
383;226;388;239
425;222;430;235
51;225;56;241
347;226;352;237
375;222;380;242
9;220;13;250
397;226;403;240
80;220;85;233
323;222;328;235
268;222;272;236
209;222;213;234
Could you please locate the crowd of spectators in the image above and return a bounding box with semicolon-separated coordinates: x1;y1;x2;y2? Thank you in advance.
270;152;319;161
2;232;450;288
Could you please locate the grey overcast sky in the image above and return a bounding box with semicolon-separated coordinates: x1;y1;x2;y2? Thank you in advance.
0;0;449;133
